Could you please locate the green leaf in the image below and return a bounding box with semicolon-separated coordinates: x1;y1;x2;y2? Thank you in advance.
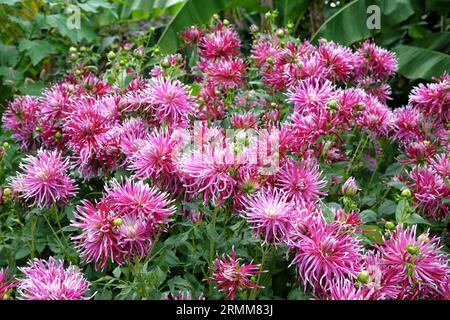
405;213;431;226
411;32;450;53
360;209;378;223
395;199;410;224
18;39;57;65
0;42;19;66
278;0;307;25
395;45;450;80
312;0;415;45
378;199;397;216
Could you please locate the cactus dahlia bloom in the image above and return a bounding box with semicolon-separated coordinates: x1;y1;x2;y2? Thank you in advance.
356;95;394;136
2;95;40;151
198;23;241;59
275;158;326;205
409;72;449;122
286;78;335;113
354;40;397;81
128;129;181;193
71;199;125;270
10;149;76;207
393;105;422;144
317;39;356;83
147;77;195;127
0;268;16;300
17;258;91;300
179;145;237;206
409;166;449;220
104;179;176;226
241;187;297;244
201;58;247;89
208;246;265;300
290;222;363;291
376;225;450;299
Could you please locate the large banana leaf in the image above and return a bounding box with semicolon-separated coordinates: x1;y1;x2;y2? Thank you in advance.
394;45;450;81
311;0;415;45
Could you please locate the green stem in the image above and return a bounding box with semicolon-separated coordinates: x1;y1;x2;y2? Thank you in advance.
43;213;69;260
31;215;37;258
132;260;148;300
208;206;220;295
248;244;271;300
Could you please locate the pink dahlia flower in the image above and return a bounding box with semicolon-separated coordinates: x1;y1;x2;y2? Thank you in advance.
71;199;124;270
201;58;247;89
355;40;397;81
104;179;176;226
393;105;422;144
179;144;236;206
2;96;40;151
241;187;297;244
376;225;450;299
275;158;326;205
409;73;449;122
147;77;195;127
286;78;335;113
356;95;394;136
128;129;181;194
199;23;241;59
409;166;449;220
10;149;76;207
17;258;91;300
0;268;16;300
208;246;266;300
318;39;356;82
290;222;363;291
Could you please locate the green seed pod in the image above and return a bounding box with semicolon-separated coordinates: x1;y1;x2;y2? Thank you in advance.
107;51;116;60
401;188;412;198
385;221;395;230
54;132;62;140
356;270;370;284
112;218;123;227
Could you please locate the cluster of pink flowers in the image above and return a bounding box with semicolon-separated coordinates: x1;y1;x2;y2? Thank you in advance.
1;18;449;300
393;73;449;220
71;179;176;270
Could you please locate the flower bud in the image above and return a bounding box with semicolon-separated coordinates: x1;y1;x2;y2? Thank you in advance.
266;57;273;64
384;221;395;230
401;188;411;198
222;19;230;26
406;244;420;255
107;51;116;60
54;131;62;140
341;177;360;197
357;270;370;284
112;218;123;227
3;187;12;199
69;46;77;53
2;142;10;149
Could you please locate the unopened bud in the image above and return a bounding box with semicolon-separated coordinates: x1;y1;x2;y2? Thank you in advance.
384;221;395;230
401;188;411;198
357;270;370;284
107;51;116;60
112;218;123;227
